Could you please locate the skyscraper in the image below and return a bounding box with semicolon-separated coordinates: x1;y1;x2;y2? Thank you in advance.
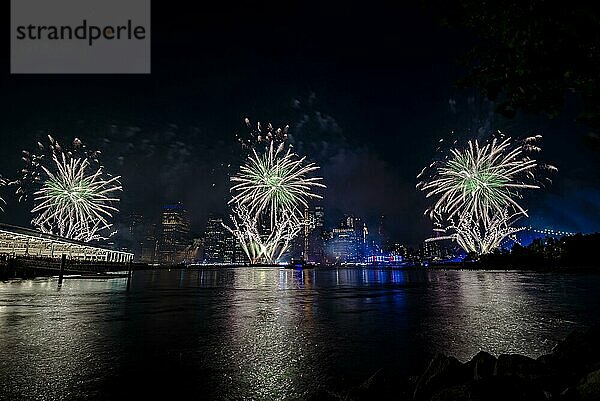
326;214;366;263
159;202;191;264
329;227;359;263
302;208;316;261
306;206;326;263
127;212;145;261
377;215;390;252
203;216;226;263
223;231;247;264
314;205;325;229
141;223;159;264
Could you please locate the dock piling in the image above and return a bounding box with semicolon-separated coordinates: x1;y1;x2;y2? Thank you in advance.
58;254;66;286
126;261;133;291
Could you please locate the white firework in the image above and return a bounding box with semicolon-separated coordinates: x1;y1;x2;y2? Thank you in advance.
31;152;122;242
418;134;555;255
0;176;6;212
227;123;325;264
230;141;324;221
429;208;524;255
417;136;544;223
227;203;303;264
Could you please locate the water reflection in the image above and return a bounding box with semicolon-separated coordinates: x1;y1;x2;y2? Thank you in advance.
212;268;323;399
1;268;599;400
420;270;597;361
0;278;126;400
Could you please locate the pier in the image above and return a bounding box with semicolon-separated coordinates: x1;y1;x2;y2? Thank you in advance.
0;223;134;278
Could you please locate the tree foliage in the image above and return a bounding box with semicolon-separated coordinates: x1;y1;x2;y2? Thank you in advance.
480;233;600;268
437;0;600;142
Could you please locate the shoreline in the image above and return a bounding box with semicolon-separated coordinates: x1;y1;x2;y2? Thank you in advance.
3;262;600;280
311;326;600;401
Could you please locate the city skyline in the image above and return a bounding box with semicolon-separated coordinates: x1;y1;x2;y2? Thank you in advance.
121;200;574;266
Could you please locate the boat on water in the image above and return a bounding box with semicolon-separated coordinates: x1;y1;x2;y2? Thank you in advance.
287;258;315;269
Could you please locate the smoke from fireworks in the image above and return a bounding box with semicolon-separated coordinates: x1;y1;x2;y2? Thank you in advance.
16;135;122;242
417;133;555;255
227;119;325;264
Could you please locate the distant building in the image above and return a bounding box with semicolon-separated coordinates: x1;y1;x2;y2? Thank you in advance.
420;239;455;261
201;216;247;264
288;206;327;263
329;227;359;263
391;243;407;257
224;232;247;264
203;216;226;263
127;212;145;261
314;205;325;229
223;234;235;264
302;208;315;260
295;206;326;263
366;254;403;264
159;202;191;264
140;223;159;264
326;214;366;263
377;215;390;252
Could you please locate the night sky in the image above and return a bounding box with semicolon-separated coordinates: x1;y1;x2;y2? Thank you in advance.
1;0;599;245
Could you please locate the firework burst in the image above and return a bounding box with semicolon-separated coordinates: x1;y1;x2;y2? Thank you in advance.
230;141;325;221
17;136;122;242
227;121;325;264
418;134;555;255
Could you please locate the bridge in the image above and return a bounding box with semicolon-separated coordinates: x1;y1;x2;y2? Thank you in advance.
0;223;133;263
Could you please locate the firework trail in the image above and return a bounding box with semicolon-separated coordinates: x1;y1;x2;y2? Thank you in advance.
16;135;122;242
235;118;290;151
429;208;525;255
0;175;7;212
227;203;303;263
418;133;555;255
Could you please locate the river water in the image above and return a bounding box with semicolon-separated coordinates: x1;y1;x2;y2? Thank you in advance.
1;267;599;400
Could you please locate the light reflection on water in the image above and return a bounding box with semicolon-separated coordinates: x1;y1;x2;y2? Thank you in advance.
1;268;599;400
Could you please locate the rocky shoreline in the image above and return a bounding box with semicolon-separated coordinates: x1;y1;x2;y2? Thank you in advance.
311;326;600;401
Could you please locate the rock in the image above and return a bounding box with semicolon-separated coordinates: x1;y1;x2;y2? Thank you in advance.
306;387;342;401
431;384;475;401
347;368;412;401
472;376;548;401
428;375;548;401
545;326;600;377
413;353;469;400
347;327;600;401
494;354;543;380
574;368;600;401
466;351;497;380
